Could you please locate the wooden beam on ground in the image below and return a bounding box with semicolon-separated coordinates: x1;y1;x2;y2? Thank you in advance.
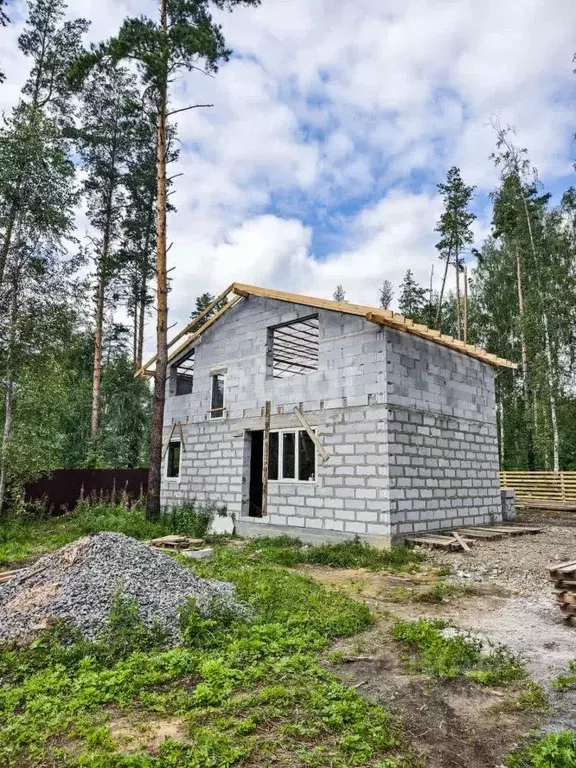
451;531;471;552
135;284;235;377
261;400;271;517
293;406;329;462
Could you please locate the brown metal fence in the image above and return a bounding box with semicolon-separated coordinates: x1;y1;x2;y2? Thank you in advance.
500;471;576;502
23;468;149;514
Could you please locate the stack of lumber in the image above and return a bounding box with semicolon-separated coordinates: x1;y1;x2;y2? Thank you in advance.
149;535;205;551
549;560;576;619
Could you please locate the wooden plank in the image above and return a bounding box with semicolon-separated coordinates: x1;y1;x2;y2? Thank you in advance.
261;400;271;517
406;536;461;550
548;559;576;573
451;531;472;552
136;284;235;376
167;296;242;365
293;406;329;462
457;528;503;540
162;423;178;460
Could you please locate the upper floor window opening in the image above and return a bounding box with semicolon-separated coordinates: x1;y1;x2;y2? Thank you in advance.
268;314;319;378
210;372;225;419
173;348;195;396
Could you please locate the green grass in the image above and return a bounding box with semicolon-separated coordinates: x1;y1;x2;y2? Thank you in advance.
244;536;423;572
0;539;414;768
391;618;525;685
506;732;576;767
554;660;576;691
0;499;223;567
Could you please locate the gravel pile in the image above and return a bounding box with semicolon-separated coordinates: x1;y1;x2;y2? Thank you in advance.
0;532;248;644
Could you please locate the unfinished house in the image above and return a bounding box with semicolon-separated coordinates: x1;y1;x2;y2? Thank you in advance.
139;284;515;547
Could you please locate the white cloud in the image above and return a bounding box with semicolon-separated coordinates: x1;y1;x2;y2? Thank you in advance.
1;0;575;354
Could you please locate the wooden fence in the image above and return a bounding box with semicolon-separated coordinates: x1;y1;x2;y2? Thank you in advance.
500;471;576;502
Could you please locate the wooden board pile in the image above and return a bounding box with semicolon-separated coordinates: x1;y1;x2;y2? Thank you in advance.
149;535;205;551
406;525;542;551
550;560;576;620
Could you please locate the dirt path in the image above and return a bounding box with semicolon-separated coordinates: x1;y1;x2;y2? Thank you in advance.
305;520;576;767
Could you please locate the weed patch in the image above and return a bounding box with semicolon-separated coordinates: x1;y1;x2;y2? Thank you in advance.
391;618;525;684
554;660;576;691
505;731;576;767
246;536;423;572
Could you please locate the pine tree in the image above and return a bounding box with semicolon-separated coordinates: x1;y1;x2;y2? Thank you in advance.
333;285;346;302
74;63;141;442
434;167;476;336
398;270;427;321
378;279;393;309
72;0;261;519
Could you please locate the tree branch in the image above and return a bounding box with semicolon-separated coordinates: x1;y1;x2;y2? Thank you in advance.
167;103;213;117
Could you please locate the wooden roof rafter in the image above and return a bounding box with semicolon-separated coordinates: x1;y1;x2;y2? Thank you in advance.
135;281;517;378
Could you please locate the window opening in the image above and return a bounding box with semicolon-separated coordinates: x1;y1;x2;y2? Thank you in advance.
166;441;181;478
174;349;194;396
267;429;316;482
269;315;319;378
210;373;225;419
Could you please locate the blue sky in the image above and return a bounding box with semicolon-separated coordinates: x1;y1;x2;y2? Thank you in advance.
2;0;576;344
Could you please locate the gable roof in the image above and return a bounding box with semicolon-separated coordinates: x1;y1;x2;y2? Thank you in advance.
136;282;516;376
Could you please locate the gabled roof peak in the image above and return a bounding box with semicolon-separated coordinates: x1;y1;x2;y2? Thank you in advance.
136;282;516;376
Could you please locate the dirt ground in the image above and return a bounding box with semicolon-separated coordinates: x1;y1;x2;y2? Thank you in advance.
308;511;576;768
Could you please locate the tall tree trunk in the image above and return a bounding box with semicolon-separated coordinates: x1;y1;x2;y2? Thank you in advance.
136;199;154;371
132;291;139;367
0;201;17;290
520;195;560;471
463;266;468;344
498;397;505;468
435;248;451;330
514;244;535;471
90;265;106;437
454;248;462;339
146;0;169;521
0;253;20;515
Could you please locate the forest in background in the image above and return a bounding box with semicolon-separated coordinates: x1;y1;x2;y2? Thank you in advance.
0;0;575;514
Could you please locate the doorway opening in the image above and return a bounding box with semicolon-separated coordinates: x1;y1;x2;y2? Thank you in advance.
248;430;264;517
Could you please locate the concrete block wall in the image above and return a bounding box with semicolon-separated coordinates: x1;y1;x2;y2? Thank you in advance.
162;404;392;547
384;328;501;536
161;294;502;544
